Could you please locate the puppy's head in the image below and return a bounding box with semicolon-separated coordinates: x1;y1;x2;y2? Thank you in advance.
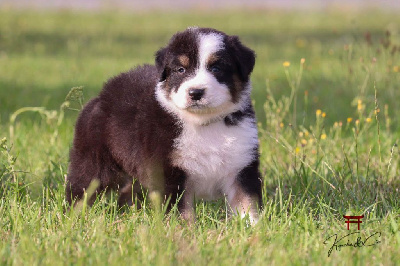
155;27;255;125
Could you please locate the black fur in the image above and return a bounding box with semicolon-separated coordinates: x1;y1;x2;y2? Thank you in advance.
224;103;255;126
236;157;262;206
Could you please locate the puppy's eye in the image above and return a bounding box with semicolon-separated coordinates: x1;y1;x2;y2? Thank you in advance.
177;67;186;73
210;66;221;73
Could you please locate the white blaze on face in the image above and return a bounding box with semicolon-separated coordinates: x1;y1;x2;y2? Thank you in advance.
170;33;233;115
198;33;224;69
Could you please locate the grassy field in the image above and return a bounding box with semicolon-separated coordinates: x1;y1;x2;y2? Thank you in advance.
1;9;400;265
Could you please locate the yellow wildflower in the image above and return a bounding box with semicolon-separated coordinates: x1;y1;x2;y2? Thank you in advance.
393;66;399;72
366;117;372;123
357;100;363;111
283;61;291;67
316;109;322;116
347;117;353;123
280;122;284;128
322;112;326;118
321;134;327;140
300;58;306;64
301;139;307;146
295;147;301;154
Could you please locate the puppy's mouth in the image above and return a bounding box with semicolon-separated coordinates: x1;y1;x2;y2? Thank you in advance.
186;103;209;112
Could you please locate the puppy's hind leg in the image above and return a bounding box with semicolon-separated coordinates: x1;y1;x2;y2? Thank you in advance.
66;97;119;206
65;157;102;206
117;179;145;209
65;154;124;206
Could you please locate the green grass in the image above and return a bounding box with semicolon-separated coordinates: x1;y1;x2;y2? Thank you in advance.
1;9;400;265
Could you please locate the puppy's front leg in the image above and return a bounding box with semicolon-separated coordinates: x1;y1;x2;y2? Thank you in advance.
226;162;262;225
226;182;260;225
164;167;195;222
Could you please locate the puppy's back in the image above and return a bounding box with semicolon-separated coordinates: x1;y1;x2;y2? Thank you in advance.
100;64;160;114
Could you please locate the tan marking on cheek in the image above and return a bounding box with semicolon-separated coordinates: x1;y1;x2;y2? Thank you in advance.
233;75;243;90
178;55;190;67
232;74;244;102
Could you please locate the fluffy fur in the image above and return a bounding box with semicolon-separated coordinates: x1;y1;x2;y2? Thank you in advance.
66;27;262;223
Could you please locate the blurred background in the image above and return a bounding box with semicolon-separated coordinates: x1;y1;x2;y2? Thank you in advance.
1;0;400;11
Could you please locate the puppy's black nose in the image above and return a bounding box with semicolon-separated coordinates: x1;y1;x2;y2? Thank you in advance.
188;88;205;101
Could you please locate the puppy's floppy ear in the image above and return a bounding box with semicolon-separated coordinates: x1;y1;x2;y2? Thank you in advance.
155;47;168;82
227;36;256;82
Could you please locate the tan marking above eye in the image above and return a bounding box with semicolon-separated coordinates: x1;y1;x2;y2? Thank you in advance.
178;55;190;67
206;54;220;66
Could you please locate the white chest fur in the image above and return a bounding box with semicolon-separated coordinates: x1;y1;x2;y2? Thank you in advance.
171;117;258;200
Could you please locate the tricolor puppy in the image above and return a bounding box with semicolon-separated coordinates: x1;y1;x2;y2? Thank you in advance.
66;27;262;223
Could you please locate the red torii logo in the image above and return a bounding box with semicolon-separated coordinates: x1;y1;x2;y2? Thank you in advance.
343;215;364;230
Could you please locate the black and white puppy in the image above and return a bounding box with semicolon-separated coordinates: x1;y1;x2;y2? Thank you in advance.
66;27;262;223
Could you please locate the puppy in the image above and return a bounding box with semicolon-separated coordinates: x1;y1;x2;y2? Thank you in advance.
66;27;262;223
